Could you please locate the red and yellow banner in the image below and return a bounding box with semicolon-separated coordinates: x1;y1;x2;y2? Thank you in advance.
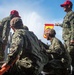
43;24;54;38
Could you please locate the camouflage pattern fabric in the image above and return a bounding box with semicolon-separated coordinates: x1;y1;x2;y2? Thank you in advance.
0;21;4;61
0;21;5;64
17;57;32;68
0;43;4;66
1;16;11;44
60;10;74;41
44;37;71;75
64;40;74;67
0;21;3;38
59;10;74;69
8;29;48;75
0;17;11;65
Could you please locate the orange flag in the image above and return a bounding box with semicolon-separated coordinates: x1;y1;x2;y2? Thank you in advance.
43;24;54;38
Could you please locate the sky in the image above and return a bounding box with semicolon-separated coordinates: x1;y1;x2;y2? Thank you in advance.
0;0;74;44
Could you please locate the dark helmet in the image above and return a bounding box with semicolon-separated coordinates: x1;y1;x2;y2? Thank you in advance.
10;10;20;17
44;28;56;37
10;17;23;29
60;0;73;7
23;25;29;30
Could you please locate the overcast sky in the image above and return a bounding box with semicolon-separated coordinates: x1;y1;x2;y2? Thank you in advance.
0;0;74;44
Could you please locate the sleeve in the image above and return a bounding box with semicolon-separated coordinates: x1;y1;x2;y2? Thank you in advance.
59;16;66;27
70;14;74;41
9;33;24;57
53;41;63;55
2;20;10;42
47;40;64;55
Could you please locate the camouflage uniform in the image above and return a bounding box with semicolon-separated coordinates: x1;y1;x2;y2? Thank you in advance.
1;16;11;45
0;21;4;62
7;17;48;75
43;37;71;75
0;16;12;64
59;10;74;69
1;10;20;63
0;21;3;38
